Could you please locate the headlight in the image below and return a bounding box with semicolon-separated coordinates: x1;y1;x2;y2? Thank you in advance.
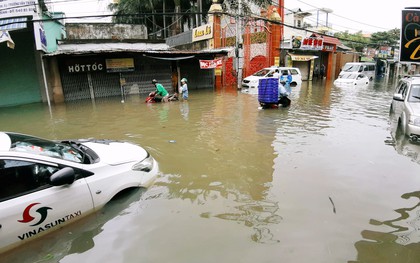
132;152;154;172
409;116;420;126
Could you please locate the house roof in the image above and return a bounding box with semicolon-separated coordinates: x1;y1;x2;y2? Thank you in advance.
44;42;230;58
312;33;341;46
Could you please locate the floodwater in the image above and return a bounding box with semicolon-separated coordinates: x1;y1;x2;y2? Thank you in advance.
1;78;420;263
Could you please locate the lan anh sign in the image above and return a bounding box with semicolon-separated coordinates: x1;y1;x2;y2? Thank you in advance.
192;24;213;42
400;9;420;62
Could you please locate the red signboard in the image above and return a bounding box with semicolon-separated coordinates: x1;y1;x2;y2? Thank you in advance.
199;59;223;69
301;37;323;50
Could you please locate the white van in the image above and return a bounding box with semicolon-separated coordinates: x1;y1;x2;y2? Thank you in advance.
339;62;376;80
241;66;302;93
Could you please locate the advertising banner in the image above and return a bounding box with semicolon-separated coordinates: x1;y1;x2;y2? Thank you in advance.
199;58;222;69
400;9;420;62
0;0;37;19
34;21;47;52
105;58;135;73
0;30;14;48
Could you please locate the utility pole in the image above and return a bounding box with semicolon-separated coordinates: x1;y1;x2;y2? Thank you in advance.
163;0;166;38
197;0;203;26
279;0;284;66
235;0;243;89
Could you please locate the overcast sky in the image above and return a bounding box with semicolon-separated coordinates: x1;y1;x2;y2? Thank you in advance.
286;0;419;33
50;0;419;33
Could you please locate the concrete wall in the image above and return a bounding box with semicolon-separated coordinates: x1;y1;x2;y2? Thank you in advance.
0;29;42;107
66;24;148;40
43;13;66;53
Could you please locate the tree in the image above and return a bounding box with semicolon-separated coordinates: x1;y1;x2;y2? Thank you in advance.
108;0;214;38
369;28;400;48
108;0;274;38
334;31;369;52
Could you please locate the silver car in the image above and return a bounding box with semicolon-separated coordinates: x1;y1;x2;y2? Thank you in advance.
390;75;420;142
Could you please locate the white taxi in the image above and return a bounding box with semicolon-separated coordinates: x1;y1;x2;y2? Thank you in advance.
0;132;159;253
334;72;370;87
241;66;302;94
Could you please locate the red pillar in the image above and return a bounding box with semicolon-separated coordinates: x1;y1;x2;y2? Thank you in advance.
268;6;282;66
210;4;223;88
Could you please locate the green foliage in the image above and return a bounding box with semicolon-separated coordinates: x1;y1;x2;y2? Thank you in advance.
108;0;214;36
334;28;400;52
334;31;369;52
369;28;400;48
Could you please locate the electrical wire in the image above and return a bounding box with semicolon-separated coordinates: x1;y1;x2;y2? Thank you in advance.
0;8;390;47
295;0;392;32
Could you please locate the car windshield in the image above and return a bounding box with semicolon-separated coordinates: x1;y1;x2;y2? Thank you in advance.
253;69;271;77
342;65;360;72
408;85;420;102
7;133;85;163
340;73;358;79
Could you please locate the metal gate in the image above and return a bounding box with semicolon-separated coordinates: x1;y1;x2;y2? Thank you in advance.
59;55;213;102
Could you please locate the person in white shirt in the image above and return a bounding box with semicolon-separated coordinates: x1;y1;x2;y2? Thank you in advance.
180;78;188;100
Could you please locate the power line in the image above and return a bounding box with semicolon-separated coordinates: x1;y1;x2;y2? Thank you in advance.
295;0;392;32
0;10;390;47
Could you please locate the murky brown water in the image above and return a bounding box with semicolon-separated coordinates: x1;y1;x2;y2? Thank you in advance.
2;78;420;263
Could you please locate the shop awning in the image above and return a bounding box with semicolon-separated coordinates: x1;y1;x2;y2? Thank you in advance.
0;17;27;31
289;54;318;61
143;54;196;60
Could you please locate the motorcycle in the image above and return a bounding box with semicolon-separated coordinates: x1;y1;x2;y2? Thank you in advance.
145;91;179;103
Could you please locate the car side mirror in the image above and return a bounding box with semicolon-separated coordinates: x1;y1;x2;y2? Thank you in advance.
393;94;404;101
50;167;76;186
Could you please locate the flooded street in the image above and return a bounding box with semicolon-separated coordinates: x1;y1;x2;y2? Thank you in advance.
2;79;420;263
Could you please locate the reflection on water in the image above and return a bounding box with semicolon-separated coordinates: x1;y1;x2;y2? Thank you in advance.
2;80;420;262
388;102;420;164
351;190;420;263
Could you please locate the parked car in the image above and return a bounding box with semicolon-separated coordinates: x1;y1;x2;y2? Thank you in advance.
389;75;420;142
333;72;370;87
0;132;159;253
241;66;302;94
338;62;376;80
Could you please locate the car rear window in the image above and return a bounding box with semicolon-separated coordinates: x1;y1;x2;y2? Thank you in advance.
290;69;299;75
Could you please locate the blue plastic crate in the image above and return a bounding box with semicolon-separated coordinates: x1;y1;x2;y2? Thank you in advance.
258;78;278;103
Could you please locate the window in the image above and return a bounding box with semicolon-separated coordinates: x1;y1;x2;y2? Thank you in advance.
401;83;409;98
0;159;59;201
396;81;406;95
408;85;420;102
